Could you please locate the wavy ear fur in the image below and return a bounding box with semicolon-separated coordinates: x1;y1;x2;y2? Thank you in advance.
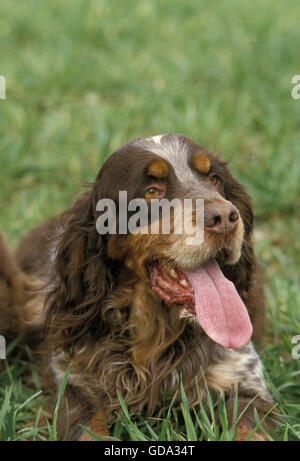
221;165;266;344
45;183;114;354
222;168;254;293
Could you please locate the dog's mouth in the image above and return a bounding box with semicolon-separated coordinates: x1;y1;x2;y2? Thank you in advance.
148;259;253;349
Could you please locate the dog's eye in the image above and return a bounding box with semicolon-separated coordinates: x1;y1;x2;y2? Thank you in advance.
209;174;220;186
145;187;161;199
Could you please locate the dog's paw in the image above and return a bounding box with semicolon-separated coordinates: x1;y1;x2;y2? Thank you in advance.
235;419;268;441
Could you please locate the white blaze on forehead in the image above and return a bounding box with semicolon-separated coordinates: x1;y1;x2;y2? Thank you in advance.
151;134;164;145
137;133;197;184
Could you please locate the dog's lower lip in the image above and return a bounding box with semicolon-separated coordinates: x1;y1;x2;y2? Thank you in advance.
147;260;196;314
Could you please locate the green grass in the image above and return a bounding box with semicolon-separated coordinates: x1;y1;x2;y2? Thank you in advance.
81;380;278;442
1;0;300;441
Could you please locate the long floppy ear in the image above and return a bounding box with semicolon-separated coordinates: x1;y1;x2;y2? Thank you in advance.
45;182;115;354
221;167;266;344
219;164;254;293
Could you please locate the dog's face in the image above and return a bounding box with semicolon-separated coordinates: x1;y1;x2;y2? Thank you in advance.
98;134;244;274
91;134;253;348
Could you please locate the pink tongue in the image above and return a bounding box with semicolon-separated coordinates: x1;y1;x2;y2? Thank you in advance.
185;260;253;349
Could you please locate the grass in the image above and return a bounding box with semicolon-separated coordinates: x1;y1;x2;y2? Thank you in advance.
81;381;277;442
0;0;300;441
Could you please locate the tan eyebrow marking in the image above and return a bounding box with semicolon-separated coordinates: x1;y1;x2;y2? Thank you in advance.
193;152;211;174
146;159;169;178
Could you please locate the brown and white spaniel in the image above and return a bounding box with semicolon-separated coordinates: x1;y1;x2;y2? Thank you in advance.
0;133;274;440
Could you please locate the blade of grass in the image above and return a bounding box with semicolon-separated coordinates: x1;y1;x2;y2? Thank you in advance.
49;364;71;441
180;379;197;441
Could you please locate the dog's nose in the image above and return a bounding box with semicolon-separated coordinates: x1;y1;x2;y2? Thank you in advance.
204;202;239;234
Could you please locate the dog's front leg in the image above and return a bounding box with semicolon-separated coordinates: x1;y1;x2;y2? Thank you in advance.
78;412;110;441
56;384;109;441
205;342;276;441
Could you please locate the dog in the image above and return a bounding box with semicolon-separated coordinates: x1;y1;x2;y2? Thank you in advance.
0;133;274;440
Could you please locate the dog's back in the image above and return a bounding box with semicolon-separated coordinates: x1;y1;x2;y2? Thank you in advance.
0;233;46;346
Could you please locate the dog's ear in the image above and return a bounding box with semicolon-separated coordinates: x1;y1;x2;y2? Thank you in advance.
221;169;255;297
45;183;114;354
222;171;266;344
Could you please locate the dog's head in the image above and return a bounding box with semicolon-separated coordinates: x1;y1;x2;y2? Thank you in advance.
46;134;255;352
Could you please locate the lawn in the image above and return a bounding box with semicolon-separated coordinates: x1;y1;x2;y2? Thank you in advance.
0;0;300;441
